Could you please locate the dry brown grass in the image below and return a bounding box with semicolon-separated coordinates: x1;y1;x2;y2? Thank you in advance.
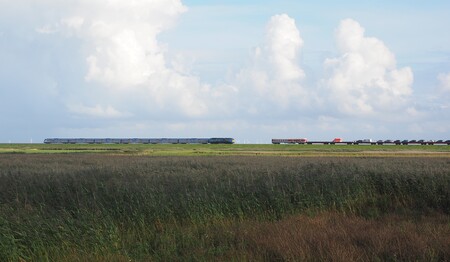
242;212;450;261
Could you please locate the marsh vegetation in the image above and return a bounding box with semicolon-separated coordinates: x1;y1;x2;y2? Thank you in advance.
0;154;449;261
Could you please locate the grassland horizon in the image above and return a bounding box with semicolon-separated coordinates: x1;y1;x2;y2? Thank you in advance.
1;143;450;157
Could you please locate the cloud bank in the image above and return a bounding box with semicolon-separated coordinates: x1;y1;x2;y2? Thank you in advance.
7;0;445;141
322;19;413;117
36;2;416;122
44;7;318;121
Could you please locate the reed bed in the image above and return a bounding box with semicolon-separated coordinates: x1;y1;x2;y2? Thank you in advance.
0;154;448;261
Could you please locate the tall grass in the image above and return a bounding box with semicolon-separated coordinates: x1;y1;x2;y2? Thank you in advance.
0;154;449;260
243;212;450;261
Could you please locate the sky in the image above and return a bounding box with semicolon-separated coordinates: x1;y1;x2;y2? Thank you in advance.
0;0;449;143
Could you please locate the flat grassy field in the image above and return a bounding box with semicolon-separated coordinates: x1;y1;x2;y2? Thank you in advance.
0;145;449;261
1;143;450;156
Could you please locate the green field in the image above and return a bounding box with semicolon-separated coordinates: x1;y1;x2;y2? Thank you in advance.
1;143;450;156
0;145;449;261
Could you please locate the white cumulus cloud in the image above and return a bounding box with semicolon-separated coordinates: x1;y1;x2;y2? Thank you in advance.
51;0;222;118
236;14;309;112
265;14;305;82
65;0;187;88
322;19;413;116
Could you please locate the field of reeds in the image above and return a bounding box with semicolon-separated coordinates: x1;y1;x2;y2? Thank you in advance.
0;153;449;261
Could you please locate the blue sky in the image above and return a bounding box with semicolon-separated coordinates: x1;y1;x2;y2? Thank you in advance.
1;0;449;143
